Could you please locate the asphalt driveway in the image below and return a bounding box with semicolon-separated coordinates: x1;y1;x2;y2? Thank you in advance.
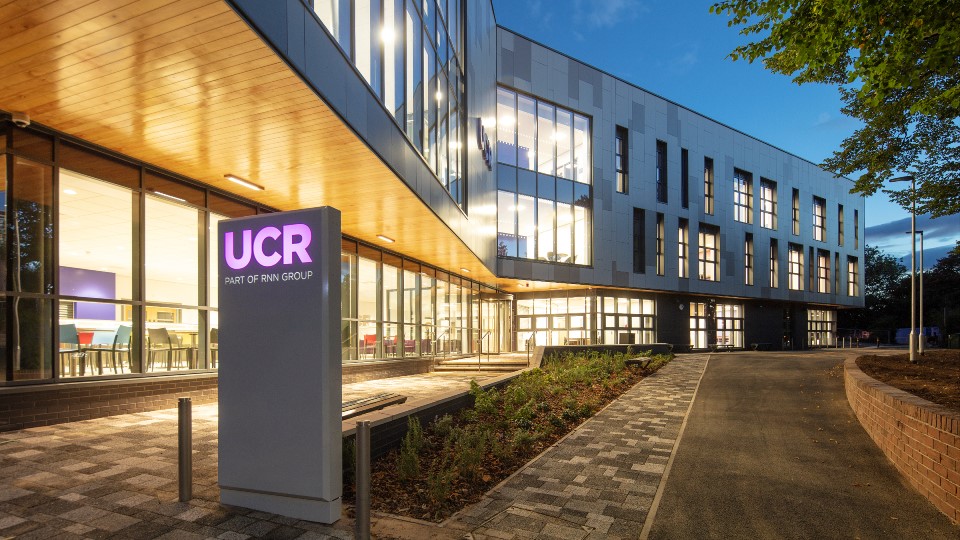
647;350;958;539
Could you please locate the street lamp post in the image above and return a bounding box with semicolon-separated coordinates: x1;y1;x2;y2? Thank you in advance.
918;230;924;355
891;174;917;363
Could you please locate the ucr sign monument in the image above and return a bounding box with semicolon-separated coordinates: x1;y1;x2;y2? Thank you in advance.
218;207;342;523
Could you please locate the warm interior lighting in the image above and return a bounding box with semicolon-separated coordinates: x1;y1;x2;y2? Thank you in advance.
151;190;187;203
224;174;265;191
376;234;395;243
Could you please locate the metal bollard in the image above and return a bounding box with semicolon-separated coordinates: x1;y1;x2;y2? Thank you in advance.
178;397;192;502
355;421;371;540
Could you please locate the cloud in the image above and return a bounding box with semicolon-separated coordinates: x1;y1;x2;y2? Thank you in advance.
866;214;960;249
814;112;832;126
897;243;955;270
575;0;645;28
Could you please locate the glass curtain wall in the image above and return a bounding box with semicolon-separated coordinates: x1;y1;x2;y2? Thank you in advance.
515;290;655;348
715;303;744;348
497;87;592;265
2;127;258;382
312;0;466;209
807;309;836;347
339;240;482;362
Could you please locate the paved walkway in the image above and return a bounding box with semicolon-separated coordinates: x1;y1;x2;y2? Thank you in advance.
450;354;710;539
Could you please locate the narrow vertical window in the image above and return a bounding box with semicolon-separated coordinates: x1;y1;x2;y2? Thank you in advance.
633;208;645;273
769;239;779;288
788;243;803;290
733;169;753;223
847;257;859;296
791;188;800;235
704;157;714;215
678;218;689;278
537;103;555;175
745;233;754;285
834;252;840;293
838;204;844;246
854;209;859;249
808;246;815;291
656;140;668;203
817;249;831;293
698;225;719;281
656;213;665;276
760;178;777;229
812;196;826;241
615;126;628;194
681;148;689;209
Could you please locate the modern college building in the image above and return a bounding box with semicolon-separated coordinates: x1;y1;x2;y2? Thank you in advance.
0;0;863;427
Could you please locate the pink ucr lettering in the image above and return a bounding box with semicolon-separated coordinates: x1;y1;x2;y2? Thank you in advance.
224;230;252;270
283;223;313;265
224;223;313;270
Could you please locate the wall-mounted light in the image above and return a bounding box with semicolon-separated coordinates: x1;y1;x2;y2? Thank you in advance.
225;174;265;191
376;234;395;243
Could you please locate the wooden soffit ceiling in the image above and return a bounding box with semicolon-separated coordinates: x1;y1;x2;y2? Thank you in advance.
0;0;494;283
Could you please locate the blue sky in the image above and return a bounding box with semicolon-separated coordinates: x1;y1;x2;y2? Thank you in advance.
490;0;959;268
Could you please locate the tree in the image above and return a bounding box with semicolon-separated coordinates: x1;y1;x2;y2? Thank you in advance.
711;1;960;217
923;241;960;336
839;245;907;338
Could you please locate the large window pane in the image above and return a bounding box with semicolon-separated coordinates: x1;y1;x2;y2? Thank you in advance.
497;88;517;166
517;194;536;259
315;0;352;54
556;202;573;263
555;110;573;179
406;1;423;151
537;103;555;175
59;170;134;303
16;298;53;380
517;95;536;170
537;198;555;260
145;196;199;305
11;158;54;294
573;114;590;184
497;190;517;257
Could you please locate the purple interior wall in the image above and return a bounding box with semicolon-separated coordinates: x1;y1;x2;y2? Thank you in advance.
59;267;117;320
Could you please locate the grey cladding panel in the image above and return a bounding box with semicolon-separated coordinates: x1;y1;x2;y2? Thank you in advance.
514;37;532;82
501;49;515;81
567;59;579;100
631;102;645;133
667;104;680;138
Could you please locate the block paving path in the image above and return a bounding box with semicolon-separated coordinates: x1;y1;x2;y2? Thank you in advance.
450;354;709;539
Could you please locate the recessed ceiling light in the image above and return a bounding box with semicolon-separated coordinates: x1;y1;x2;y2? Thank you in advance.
224;174;265;191
376;234;395;243
151;190;187;203
63;189;77;195
460;268;470;273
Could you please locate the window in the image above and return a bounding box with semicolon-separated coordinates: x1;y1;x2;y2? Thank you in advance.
808;309;836;347
497;88;517;167
808;246;815;291
681;148;689;209
769;239;779;288
745;233;754;285
633;208;645;273
704;157;715;215
834;252;840;294
854;209;859;249
678;219;689;278
690;302;708;349
792;188;800;235
615;126;628;193
656;140;668;203
812;196;826;241
848;257;859;296
788;243;803;290
817;249;831;293
733;169;752;223
698;225;719;281
656;213;665;275
496;89;592;264
838;204;844;246
716;303;744;348
760;178;777;229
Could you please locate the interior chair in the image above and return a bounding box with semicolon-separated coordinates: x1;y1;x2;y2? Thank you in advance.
86;330;117;374
360;334;377;358
210;327;218;368
147;327;189;371
58;323;84;376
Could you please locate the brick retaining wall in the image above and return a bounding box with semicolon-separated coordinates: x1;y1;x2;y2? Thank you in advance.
844;357;960;525
0;374;219;432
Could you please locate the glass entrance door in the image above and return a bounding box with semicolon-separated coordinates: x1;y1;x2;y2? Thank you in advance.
480;298;513;354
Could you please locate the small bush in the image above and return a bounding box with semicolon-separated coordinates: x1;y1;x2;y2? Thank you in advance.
397;416;424;482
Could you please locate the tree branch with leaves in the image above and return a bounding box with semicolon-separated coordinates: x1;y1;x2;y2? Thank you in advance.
711;0;960;217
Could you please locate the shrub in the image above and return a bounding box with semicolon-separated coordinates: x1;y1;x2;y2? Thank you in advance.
397;416;424;482
453;426;489;482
